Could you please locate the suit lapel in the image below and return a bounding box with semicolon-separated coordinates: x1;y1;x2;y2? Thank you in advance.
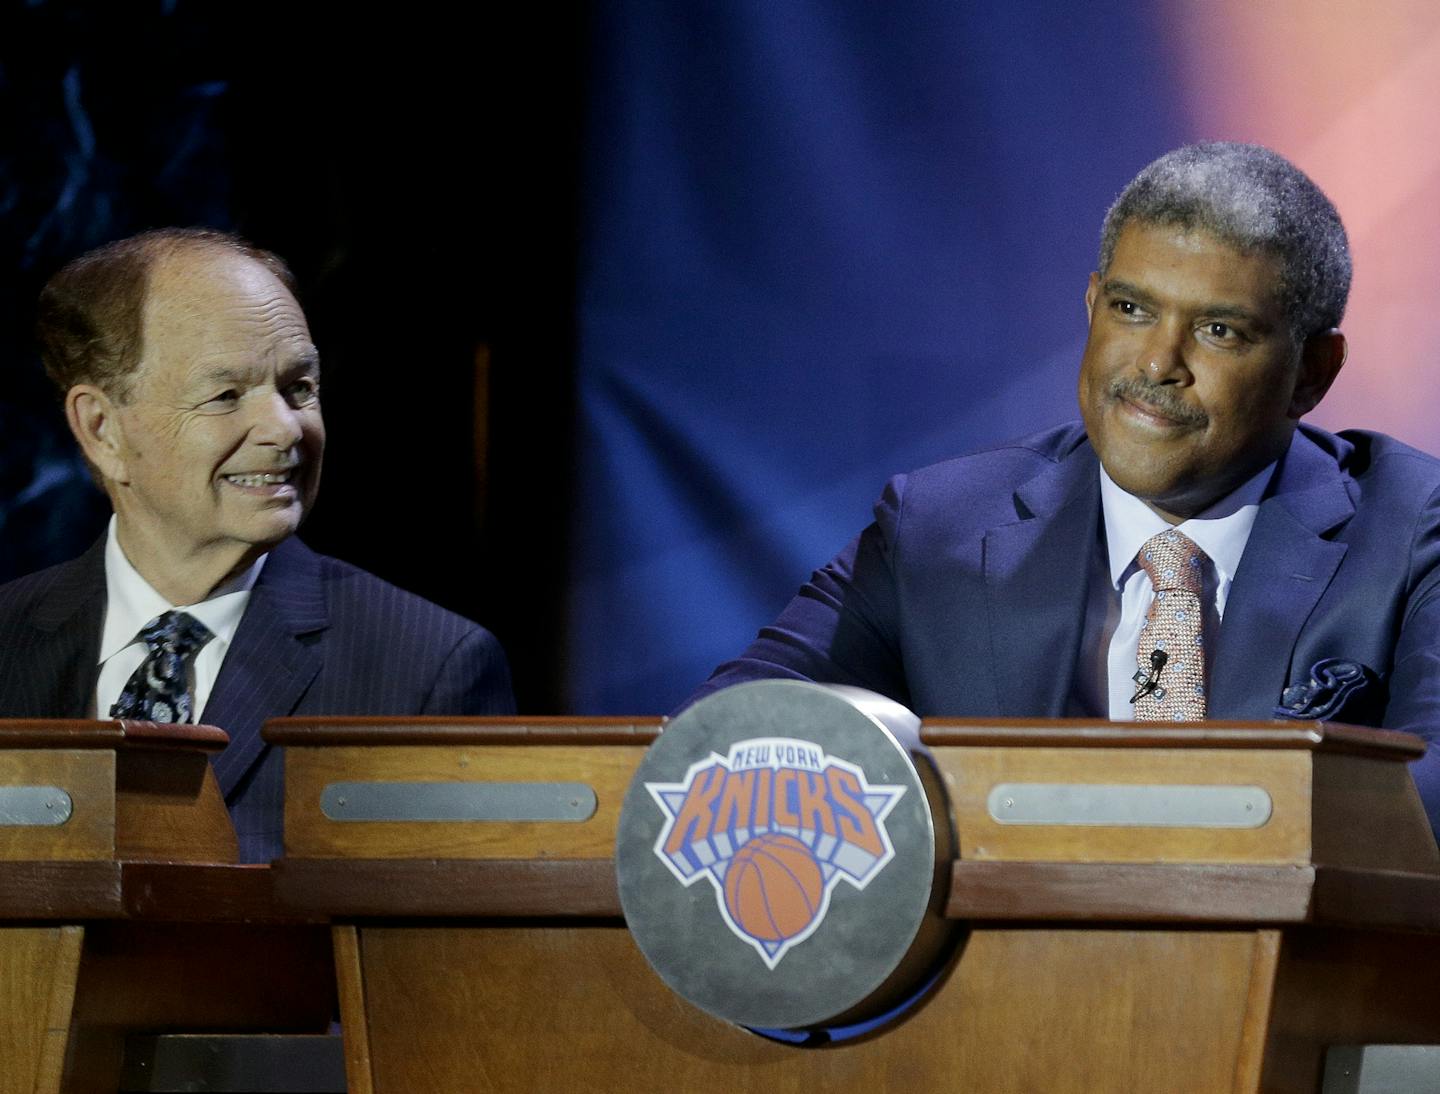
206;539;327;796
1210;433;1353;718
983;441;1100;716
19;540;107;718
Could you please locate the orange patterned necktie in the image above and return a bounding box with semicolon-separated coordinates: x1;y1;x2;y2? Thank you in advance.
1132;529;1208;722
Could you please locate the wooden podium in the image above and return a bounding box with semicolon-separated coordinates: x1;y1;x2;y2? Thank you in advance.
267;715;1440;1094
0;720;335;1094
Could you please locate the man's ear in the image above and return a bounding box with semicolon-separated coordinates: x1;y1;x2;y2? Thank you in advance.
65;384;130;484
1084;272;1100;324
1289;329;1347;419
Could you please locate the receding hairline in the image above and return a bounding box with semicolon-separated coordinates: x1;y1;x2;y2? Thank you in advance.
143;232;297;300
139;237;310;391
141;243;304;326
126;246;316;401
36;227;302;402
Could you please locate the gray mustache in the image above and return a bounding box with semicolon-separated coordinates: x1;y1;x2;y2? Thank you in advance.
1107;377;1208;427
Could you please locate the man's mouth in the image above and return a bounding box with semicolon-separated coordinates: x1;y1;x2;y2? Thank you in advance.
223;469;296;488
1119;393;1187;427
1108;380;1206;429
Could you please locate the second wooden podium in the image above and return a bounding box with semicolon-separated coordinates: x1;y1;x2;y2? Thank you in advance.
0;719;335;1094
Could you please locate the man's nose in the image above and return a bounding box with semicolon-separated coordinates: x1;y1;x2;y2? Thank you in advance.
249;391;306;447
1136;322;1191;383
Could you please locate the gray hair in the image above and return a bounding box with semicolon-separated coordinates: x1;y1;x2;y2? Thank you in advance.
1098;142;1351;343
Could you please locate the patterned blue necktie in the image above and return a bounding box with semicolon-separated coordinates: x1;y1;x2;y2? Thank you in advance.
109;610;214;724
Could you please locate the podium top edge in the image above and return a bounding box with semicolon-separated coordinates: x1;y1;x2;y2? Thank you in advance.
263;715;665;746
261;716;1424;760
919;719;1426;759
0;719;229;752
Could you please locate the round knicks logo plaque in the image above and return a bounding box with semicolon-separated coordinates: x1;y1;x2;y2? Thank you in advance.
616;681;948;1031
647;735;906;969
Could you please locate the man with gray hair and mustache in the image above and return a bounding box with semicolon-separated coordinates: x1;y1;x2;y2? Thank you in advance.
689;142;1440;842
0;228;515;861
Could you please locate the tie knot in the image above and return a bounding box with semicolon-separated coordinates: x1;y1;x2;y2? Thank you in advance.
139;610;214;658
1137;529;1205;594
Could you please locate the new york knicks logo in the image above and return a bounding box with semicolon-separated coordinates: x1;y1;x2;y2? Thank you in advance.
647;736;905;969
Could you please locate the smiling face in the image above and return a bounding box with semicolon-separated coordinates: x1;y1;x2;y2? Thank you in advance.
100;248;325;595
1078;222;1321;522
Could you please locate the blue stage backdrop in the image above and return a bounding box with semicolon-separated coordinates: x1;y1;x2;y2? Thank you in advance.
569;2;1191;713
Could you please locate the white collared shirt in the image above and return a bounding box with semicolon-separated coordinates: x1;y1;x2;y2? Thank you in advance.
1075;463;1275;720
92;518;267;721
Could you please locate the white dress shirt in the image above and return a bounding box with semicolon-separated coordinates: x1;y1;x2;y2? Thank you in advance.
92;518;267;721
1075;463;1275;720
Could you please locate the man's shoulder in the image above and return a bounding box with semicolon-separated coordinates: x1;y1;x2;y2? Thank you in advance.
0;557;79;607
263;538;513;713
266;538;491;644
906;421;1090;485
1298;424;1440;499
856;422;1094;547
1314;425;1440;478
0;543;103;629
887;421;1092;516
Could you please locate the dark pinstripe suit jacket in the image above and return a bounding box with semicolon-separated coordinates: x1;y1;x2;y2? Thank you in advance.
0;535;516;861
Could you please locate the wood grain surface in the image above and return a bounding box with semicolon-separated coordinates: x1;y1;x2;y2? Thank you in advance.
1258;928;1440;1092
283;744;644;859
0;751;114;862
936;746;1313;863
0;721;227;752
343;924;1278;1093
0;926;82;1094
332;926;375;1094
920;720;1426;759
274;858;621;917
1311;752;1440;872
114;750;238;863
265;717;662;747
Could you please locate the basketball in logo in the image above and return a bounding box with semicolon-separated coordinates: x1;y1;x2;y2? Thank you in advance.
723;832;825;943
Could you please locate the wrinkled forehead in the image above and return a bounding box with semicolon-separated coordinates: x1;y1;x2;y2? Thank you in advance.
145;247;306;328
138;248;314;377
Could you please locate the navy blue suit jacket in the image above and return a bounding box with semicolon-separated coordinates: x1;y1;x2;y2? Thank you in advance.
693;423;1440;838
0;536;515;861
